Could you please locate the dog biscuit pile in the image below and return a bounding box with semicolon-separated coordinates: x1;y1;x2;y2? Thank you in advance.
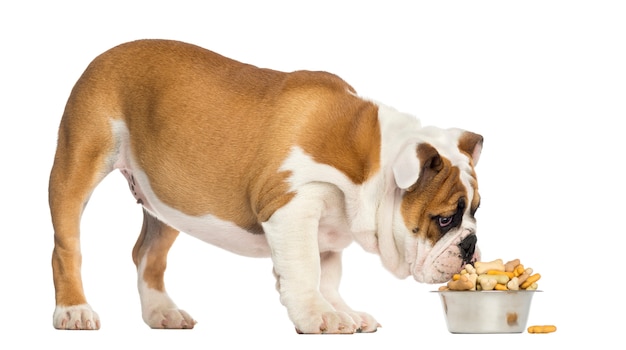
438;258;541;291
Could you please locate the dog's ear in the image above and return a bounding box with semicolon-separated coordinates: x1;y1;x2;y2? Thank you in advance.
392;145;421;189
393;143;442;189
458;131;483;166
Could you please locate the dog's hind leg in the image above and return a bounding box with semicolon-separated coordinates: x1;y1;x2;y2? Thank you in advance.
49;102;115;330
132;209;196;329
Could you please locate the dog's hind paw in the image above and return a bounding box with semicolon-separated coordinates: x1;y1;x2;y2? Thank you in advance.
53;304;101;330
144;308;196;329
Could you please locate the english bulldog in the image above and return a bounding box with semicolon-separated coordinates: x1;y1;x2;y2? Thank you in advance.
49;39;482;334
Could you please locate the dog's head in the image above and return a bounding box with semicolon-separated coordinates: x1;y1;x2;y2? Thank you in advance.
391;126;483;284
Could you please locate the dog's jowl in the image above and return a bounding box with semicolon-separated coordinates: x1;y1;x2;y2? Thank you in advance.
49;39;483;334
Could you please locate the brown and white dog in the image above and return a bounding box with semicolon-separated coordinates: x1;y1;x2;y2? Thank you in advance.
49;39;482;334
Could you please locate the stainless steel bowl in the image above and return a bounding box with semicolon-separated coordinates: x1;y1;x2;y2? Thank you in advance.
433;290;540;333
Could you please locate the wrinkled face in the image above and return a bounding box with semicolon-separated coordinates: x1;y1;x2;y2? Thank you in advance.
396;130;482;283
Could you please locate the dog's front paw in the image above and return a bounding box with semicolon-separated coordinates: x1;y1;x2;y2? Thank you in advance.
295;310;359;334
345;311;381;333
144;308;196;329
53;304;101;330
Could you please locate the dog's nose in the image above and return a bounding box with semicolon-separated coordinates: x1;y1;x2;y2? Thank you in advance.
459;234;477;265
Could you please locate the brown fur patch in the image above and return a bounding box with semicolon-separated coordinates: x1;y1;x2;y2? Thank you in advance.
50;90;117;306
458;131;482;214
133;210;180;291
77;39;380;231
401;144;468;244
458;131;483;166
294;83;381;184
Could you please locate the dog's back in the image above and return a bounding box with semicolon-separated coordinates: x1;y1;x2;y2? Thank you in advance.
53;39;379;226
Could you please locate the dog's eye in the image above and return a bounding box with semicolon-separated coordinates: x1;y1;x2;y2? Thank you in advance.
438;215;454;228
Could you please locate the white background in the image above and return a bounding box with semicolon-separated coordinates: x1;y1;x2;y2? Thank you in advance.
1;1;624;348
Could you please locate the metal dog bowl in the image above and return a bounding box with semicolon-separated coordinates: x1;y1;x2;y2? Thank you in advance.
433;290;540;333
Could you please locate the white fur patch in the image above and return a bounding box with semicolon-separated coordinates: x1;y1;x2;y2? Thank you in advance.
279;146;381;236
261;182;356;333
136;255;195;328
52;304;100;330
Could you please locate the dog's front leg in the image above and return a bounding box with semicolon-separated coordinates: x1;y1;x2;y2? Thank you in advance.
263;186;358;334
319;251;381;333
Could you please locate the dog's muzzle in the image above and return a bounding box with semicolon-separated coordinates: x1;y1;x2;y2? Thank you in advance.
459;234;477;266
